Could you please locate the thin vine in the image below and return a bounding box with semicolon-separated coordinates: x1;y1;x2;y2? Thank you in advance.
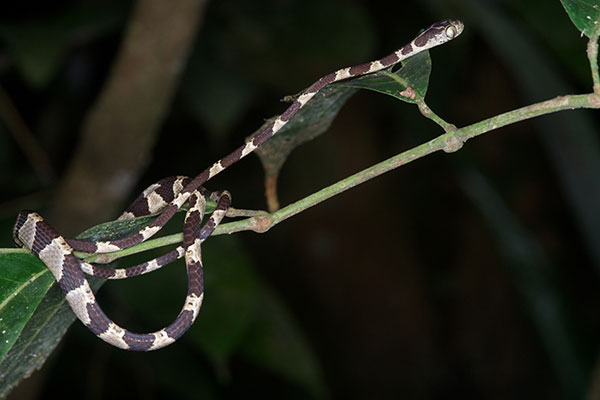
51;91;599;265
587;21;600;94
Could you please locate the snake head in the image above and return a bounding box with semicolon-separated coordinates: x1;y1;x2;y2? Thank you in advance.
440;19;464;40
413;19;464;50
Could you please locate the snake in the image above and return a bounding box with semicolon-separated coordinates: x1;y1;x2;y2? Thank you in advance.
13;19;464;351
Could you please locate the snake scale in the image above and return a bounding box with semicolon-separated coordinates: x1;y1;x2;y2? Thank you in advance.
13;20;464;351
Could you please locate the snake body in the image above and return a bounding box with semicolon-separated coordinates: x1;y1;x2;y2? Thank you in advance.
13;20;463;351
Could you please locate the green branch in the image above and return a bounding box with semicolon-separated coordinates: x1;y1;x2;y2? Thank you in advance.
4;94;597;264
378;70;456;132
62;92;600;265
416;99;457;132
587;23;600;94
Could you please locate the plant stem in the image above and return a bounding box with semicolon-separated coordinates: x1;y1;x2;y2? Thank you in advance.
416;99;457;132
259;94;600;228
456;93;600;142
10;93;600;264
234;93;600;227
588;24;600;94
377;71;456;131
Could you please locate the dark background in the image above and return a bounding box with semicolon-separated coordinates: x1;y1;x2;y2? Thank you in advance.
2;0;599;399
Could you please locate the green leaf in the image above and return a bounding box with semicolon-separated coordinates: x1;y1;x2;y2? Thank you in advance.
253;85;358;183
0;254;54;362
335;50;432;104
0;252;102;398
75;199;217;244
76;214;158;243
560;0;600;38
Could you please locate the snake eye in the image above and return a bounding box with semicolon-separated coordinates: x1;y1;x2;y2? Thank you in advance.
445;26;457;39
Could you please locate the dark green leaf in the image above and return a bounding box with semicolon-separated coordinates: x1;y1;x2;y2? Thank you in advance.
253;85;358;181
335;50;432;104
560;0;600;38
0;254;54;362
76;214;158;243
76;200;216;243
0;253;102;398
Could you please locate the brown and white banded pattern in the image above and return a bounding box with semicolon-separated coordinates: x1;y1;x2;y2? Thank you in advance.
78;183;232;280
13;187;231;351
13;19;463;350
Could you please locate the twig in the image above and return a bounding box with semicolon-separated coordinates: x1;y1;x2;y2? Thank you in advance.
416;99;457;132
264;175;280;213
378;71;456;132
60;92;600;265
587;23;600;94
225;207;270;218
